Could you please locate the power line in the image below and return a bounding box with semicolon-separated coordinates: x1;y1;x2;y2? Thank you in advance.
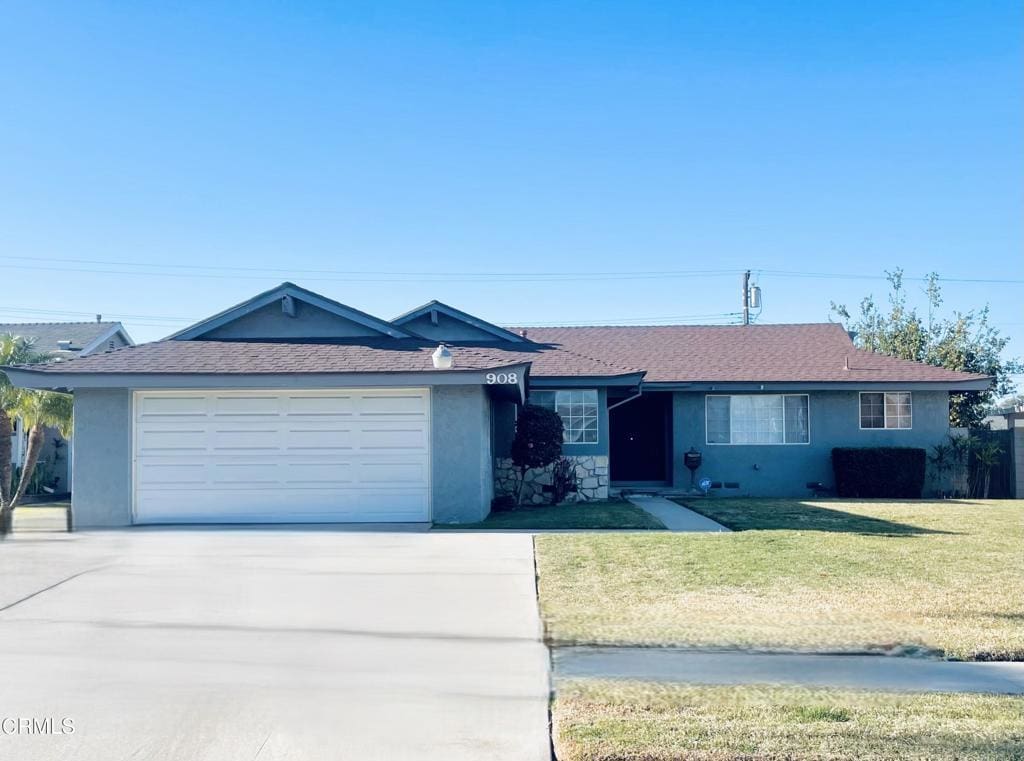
0;256;1021;284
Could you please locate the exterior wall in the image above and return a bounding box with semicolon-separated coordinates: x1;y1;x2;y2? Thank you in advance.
201;300;385;340
71;388;133;528
671;390;951;497
70;384;495;528
494;455;609;503
491;385;612;502
430;385;494;523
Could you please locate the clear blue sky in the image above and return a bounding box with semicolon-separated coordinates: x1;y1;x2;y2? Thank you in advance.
1;2;1021;371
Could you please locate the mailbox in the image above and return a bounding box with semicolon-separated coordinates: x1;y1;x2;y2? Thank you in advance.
684;448;703;473
684;448;703;492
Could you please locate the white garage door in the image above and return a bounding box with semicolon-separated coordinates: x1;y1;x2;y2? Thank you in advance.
133;389;430;523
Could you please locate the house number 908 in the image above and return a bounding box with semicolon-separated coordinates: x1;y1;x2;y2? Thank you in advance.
485;372;518;385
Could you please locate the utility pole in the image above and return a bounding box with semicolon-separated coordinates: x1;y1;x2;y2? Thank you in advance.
741;270;751;326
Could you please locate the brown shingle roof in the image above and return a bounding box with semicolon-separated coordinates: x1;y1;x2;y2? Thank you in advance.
7;323;989;386
9;339;639;377
514;323;990;384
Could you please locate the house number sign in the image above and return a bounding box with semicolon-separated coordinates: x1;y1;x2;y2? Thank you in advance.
485;372;518;385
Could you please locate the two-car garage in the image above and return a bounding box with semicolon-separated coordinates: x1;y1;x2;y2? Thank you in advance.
133;389;431;523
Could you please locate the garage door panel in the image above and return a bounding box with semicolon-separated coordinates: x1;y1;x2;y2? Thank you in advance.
211;428;281;450
284;427;356;450
138;395;208;417
282;462;356;484
285;395;355;416
360;426;428;450
357;393;428;417
357;460;427;484
213;395;281;416
210;462;282;484
137;462;207;486
134;389;430;523
137;428;208;452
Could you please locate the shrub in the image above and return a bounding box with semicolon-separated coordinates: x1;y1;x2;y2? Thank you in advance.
831;447;926;498
550;457;578;504
510;404;563;504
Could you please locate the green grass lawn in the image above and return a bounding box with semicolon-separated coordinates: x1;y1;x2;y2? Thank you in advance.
535;499;1024;660
434;500;665;530
553;680;1024;761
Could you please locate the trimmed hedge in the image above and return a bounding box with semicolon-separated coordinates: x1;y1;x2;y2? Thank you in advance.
831;447;926;498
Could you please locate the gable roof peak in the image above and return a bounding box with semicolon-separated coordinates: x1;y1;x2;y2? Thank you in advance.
392;300;527;342
167;281;413;341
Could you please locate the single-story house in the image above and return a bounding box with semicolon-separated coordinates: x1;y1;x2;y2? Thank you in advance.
2;320;134;494
3;283;989;527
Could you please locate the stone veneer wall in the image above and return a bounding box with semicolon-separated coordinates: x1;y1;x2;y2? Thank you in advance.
494;455;610;504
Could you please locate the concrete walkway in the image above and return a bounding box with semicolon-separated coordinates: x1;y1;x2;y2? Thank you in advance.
625;495;730;532
554;647;1024;694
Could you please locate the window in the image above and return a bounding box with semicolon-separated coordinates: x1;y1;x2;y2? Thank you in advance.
860;392;912;429
531;389;599;444
706;394;809;445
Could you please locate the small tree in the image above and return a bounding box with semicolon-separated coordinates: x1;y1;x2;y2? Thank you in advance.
832;270;1022;427
8;390;73;510
510;404;563;505
0;334;47;514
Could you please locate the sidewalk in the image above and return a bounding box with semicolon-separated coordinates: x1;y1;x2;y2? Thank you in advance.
553;647;1024;694
625;496;730;532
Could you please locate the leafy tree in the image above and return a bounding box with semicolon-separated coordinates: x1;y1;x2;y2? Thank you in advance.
9;390;73;509
832;270;1021;428
510;404;563;505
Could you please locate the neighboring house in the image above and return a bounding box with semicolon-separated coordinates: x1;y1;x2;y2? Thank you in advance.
3;283;989;527
2;320;134;494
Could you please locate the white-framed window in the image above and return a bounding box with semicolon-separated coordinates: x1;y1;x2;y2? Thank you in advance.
706;394;810;445
531;389;599;444
859;391;912;429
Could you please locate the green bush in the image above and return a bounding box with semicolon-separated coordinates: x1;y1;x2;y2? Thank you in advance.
831;447;926;498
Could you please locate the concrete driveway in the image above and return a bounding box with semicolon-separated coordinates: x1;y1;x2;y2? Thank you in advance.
0;529;550;761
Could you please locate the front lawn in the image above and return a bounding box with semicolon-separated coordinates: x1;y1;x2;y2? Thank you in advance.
535;499;1024;660
435;501;665;530
553;680;1024;761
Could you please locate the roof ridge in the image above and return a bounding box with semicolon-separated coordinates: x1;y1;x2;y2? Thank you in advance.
0;321;121;326
514;321;843;330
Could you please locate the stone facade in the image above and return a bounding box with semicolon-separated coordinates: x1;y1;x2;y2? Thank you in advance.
494;455;610;504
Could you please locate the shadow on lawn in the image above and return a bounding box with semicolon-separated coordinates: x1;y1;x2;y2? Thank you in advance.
683;500;956;537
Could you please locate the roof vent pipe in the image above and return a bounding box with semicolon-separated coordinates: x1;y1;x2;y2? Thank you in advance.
431;344;454;370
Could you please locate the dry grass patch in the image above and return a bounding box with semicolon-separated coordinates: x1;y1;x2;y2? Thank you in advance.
553;680;1024;761
535;500;1024;660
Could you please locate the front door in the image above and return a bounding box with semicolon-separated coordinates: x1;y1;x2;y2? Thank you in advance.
609;393;670;483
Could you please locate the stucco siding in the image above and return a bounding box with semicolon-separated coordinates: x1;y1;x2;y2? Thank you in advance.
71;388;133;528
430;385;494;523
671;390;951;496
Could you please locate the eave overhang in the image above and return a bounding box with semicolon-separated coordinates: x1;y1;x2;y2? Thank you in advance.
1;362;532;403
